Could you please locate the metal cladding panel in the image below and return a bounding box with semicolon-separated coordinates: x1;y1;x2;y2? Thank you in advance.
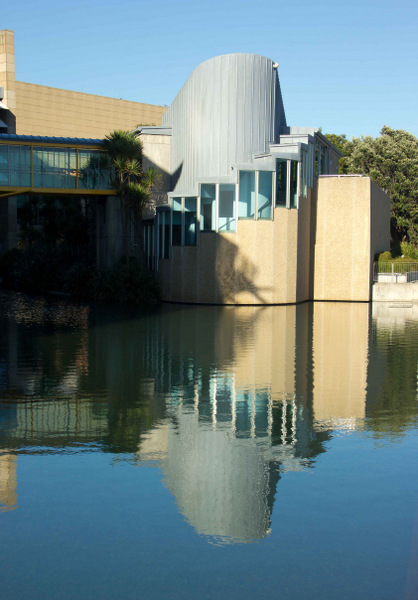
163;54;286;195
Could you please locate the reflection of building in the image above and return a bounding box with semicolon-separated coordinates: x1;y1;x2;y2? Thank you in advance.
0;452;17;512
0;296;389;533
312;303;369;426
138;54;390;304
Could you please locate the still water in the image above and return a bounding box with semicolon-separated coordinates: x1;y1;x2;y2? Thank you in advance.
0;290;417;600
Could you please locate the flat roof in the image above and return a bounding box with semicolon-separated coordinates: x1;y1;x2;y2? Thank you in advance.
0;134;104;145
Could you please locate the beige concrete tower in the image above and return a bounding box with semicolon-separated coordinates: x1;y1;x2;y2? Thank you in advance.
0;29;16;110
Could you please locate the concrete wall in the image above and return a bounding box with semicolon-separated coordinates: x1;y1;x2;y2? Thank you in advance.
0;30;166;138
372;282;418;302
0;197;17;253
95;196;124;268
140;133;171;218
313;176;390;302
159;203;310;305
0;30;15;111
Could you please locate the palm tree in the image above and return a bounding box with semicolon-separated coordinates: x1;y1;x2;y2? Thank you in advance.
103;130;160;264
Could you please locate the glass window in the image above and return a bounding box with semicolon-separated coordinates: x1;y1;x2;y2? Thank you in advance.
184;197;197;245
238;171;255;219
258;171;273;219
276;159;287;206
164;216;170;258
290;160;298;209
33;147;77;189
0;145;31;187
200;184;216;231
172;197;182;246
158;212;164;258
78;150;111;189
218;184;236;232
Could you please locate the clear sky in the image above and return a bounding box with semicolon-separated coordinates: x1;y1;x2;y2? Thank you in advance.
3;0;418;139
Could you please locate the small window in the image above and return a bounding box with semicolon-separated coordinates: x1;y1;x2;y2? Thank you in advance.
276;159;287;207
218;184;236;232
258;172;273;219
200;184;216;231
238;171;255;219
290;160;298;209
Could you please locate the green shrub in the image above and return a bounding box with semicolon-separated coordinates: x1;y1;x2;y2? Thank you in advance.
378;250;392;262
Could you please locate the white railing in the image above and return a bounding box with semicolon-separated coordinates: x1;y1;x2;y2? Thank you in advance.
373;262;418;283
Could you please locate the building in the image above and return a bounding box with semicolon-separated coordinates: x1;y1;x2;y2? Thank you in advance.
137;53;390;303
0;30;390;304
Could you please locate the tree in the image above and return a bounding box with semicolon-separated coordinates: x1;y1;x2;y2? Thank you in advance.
325;127;418;245
103;130;160;263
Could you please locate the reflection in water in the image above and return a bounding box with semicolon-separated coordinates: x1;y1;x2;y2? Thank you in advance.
0;291;417;544
0;452;17;512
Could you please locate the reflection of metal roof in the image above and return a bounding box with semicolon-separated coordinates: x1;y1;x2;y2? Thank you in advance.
0;133;104;145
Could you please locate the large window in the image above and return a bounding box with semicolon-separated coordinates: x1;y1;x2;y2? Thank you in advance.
238;171;255;219
184;197;197;245
276;159;287;207
200;184;216;231
258;171;273;219
218;184;236;232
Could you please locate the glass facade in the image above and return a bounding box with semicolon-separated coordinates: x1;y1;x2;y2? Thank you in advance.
0;145;31;187
258;171;273;219
218;184;236;232
238;171;255;219
200;184;216;231
0;143;111;190
33;147;77;189
78;150;111;189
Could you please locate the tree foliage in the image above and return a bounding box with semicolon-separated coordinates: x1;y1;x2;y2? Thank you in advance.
325;127;418;245
103;130;160;261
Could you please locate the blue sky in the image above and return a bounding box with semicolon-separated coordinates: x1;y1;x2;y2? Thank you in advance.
3;0;418;139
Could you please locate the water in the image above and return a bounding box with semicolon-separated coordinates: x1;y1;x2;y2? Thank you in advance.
0;290;417;600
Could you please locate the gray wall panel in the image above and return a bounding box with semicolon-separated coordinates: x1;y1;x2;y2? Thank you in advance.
162;54;286;196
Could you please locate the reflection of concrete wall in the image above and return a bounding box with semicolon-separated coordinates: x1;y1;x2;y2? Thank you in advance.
0;453;17;512
312;303;369;421
313;176;390;301
231;306;296;395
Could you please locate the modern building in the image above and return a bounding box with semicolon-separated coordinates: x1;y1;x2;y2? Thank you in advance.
0;29;390;304
137;53;390;304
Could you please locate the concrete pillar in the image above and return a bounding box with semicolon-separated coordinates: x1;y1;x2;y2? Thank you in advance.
95;196;124;268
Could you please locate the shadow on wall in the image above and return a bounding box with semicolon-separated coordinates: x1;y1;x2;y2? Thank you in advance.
161;232;272;304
